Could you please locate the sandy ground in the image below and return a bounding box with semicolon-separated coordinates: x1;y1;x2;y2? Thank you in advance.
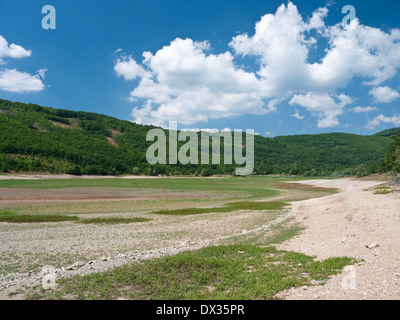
276;178;400;300
1;177;399;300
0;206;291;299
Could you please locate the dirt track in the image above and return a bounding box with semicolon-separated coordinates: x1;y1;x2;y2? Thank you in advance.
276;178;400;300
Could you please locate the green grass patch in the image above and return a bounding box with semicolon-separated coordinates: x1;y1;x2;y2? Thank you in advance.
0;211;15;216
227;201;288;210
0;213;79;223
220;218;304;247
151;201;289;216
261;221;305;246
78;217;152;225
0;211;151;225
30;244;355;300
373;186;392;194
373;190;391;194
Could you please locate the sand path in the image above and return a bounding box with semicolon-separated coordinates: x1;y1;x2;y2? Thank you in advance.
276;178;400;300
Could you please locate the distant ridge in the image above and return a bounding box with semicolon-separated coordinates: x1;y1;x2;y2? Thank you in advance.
0;99;393;176
373;127;400;137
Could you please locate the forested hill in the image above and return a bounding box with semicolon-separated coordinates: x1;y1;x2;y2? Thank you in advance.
0;99;397;176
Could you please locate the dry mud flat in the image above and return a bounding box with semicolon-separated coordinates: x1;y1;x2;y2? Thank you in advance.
1;177;399;300
0;187;213;208
276;178;400;300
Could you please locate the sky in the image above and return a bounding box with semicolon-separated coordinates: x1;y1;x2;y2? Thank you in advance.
0;0;400;137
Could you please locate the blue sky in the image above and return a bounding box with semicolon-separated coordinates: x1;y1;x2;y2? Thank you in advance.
0;0;399;137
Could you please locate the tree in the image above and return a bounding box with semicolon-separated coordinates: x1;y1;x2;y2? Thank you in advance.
385;131;400;173
66;165;81;175
200;168;211;177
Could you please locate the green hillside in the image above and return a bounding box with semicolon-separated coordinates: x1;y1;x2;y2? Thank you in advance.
0;99;394;176
253;132;390;176
373;127;400;137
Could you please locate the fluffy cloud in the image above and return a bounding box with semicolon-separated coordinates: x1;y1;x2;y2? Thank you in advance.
0;68;46;93
0;35;31;63
229;3;325;95
114;55;150;81
292;109;305;120
0;35;45;93
230;3;400;93
180;127;231;133
367;114;400;129
116;2;400;128
289;93;352;128
369;86;400;103
352;106;378;113
309;21;400;88
117;38;269;127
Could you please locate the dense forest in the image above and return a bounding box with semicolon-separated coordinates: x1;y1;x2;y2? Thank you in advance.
385;130;400;173
0;99;398;177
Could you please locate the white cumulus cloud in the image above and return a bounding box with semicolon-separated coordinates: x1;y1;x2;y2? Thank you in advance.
0;35;31;63
114;55;151;81
367;114;400;129
352;106;378;113
289;93;352;128
115;2;400;128
292;109;305;120
0;69;46;93
369;86;400;103
309;20;400;88
0;35;45;93
117;38;270;127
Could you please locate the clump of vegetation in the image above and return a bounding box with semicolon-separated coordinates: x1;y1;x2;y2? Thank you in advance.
29;244;355;300
0;211;14;216
0;212;79;223
66;165;81;175
373;186;392;195
78;217;151;224
0;211;151;224
151;201;288;216
385;130;400;173
227;201;288;210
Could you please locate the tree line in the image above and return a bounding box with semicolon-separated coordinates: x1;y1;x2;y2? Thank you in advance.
0;99;398;177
